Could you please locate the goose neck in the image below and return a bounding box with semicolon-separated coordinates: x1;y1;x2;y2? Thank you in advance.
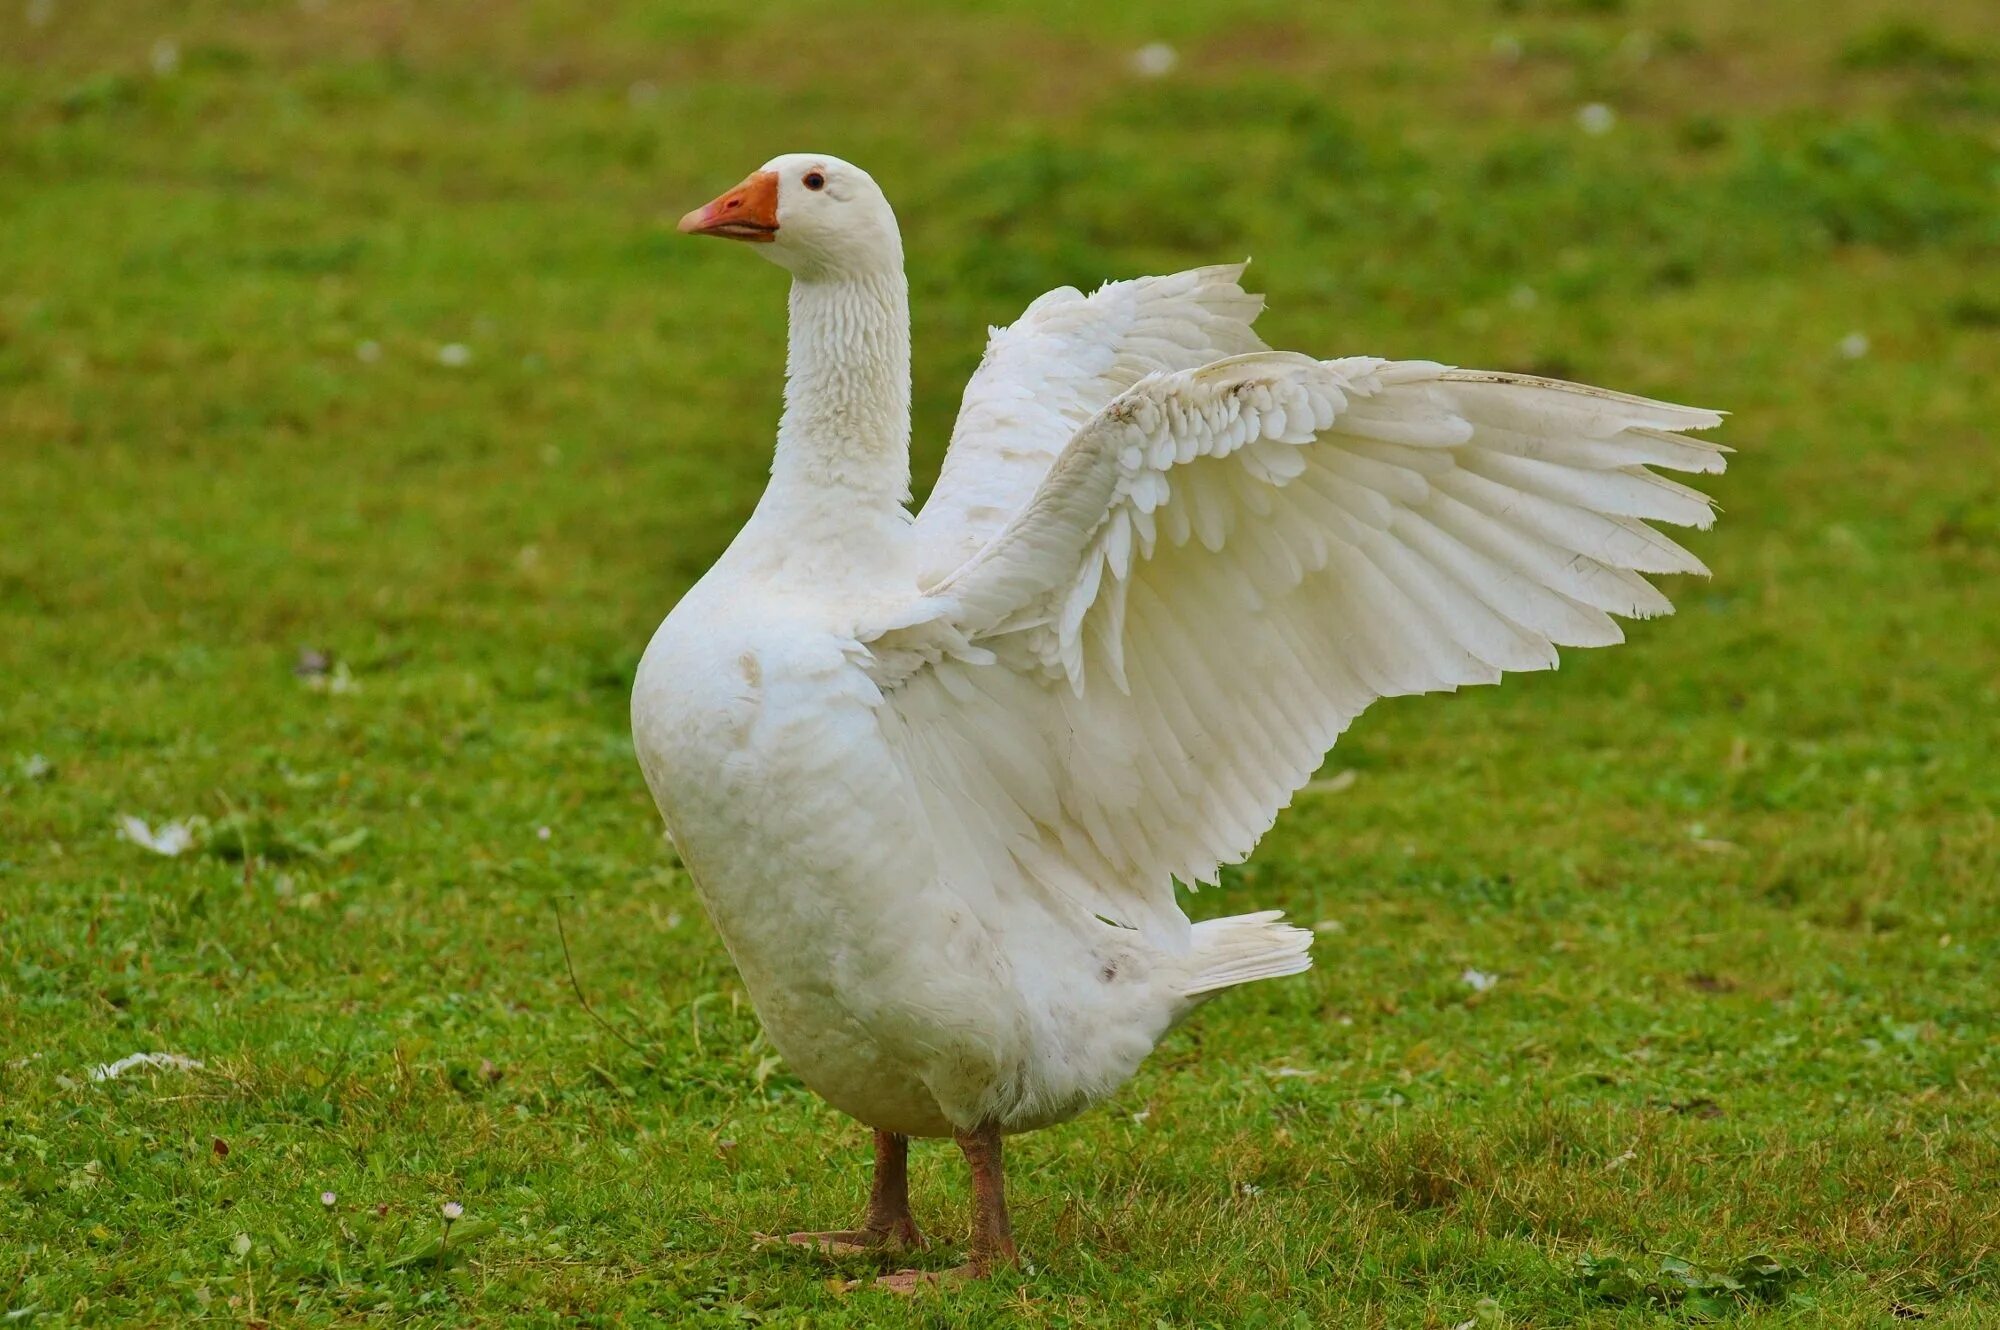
768;267;912;513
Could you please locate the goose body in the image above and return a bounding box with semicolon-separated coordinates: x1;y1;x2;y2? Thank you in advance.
636;520;1186;1140
632;154;1725;1280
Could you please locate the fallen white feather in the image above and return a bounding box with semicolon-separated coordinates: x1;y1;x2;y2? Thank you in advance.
89;1052;204;1082
118;815;195;857
1461;968;1499;993
1129;42;1178;78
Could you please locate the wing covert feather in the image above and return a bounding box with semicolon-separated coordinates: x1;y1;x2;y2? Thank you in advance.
915;264;1267;583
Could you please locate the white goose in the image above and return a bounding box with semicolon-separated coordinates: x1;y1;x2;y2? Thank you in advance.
632;153;1724;1286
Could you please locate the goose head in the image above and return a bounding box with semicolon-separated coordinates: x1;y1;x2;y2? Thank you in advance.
678;153;902;278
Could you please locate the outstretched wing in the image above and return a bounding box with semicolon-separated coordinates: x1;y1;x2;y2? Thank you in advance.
913;264;1267;582
869;353;1725;946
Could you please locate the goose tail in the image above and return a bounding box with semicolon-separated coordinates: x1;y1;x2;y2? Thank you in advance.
1180;910;1313;998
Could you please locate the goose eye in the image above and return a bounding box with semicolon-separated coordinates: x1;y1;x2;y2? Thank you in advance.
803;172;826;191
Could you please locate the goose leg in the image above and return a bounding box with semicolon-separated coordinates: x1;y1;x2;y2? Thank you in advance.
875;1123;1019;1292
785;1129;922;1253
956;1123;1020;1273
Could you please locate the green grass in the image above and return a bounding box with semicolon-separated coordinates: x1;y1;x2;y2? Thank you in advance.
3;0;1998;1324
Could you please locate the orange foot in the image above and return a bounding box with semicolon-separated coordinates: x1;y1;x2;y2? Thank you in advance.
787;1230;895;1256
864;1263;980;1295
756;1225;922;1258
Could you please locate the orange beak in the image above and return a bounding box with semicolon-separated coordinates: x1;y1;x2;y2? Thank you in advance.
677;171;780;243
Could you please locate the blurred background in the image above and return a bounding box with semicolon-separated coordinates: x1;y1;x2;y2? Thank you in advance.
2;1;1997;1323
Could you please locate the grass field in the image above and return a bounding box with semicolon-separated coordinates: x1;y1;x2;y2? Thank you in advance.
4;0;1999;1324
